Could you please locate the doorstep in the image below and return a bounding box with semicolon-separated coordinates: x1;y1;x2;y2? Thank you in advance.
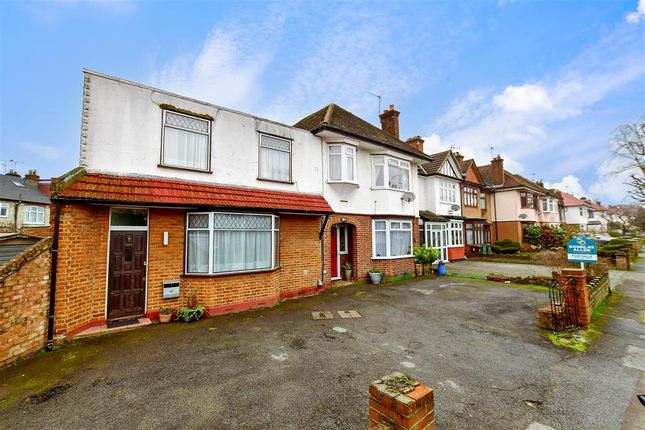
73;318;152;339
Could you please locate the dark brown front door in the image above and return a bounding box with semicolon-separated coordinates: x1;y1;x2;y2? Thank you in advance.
107;231;147;321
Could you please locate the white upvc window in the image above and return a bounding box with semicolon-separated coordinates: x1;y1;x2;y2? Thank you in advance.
328;144;356;183
542;198;549;212
440;180;457;203
549;199;555;212
372;156;410;191
448;221;463;247
186;212;280;275
161;110;211;171
0;203;8;217
259;134;292;182
373;219;413;258
23;206;45;225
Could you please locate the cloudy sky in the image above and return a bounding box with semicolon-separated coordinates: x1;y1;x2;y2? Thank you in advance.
1;0;643;203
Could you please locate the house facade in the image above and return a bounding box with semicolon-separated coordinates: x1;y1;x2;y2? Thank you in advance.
562;192;606;231
455;153;491;255
417;150;466;261
0;171;50;236
50;70;333;338
294;104;431;282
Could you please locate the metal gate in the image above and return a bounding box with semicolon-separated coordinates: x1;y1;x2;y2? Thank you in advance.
547;278;581;331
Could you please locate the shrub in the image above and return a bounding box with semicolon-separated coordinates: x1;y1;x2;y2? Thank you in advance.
524;225;566;250
412;245;440;264
609;230;622;238
492;239;521;254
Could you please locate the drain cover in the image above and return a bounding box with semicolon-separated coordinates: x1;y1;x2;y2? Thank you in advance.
338;310;362;319
311;311;334;320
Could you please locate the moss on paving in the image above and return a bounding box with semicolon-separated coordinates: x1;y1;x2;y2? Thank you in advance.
448;272;549;292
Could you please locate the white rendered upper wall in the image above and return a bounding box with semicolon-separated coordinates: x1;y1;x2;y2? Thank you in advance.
80;71;324;195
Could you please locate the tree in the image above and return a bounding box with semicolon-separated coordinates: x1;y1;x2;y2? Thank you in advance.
607;205;637;235
612;115;645;203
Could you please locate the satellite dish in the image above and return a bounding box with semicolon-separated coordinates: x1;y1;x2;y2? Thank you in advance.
401;192;416;202
518;213;528;219
450;204;460;211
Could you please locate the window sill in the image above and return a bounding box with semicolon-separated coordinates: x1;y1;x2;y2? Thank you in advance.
371;255;414;260
22;223;46;226
370;187;410;193
328;180;359;187
257;177;294;184
158;163;212;174
181;266;280;278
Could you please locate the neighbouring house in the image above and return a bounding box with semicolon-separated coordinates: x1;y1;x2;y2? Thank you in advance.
455;153;492;255
0;171;51;236
561;192;605;231
536;186;565;228
0;232;44;266
49;70;333;339
479;155;562;246
417;150;466;261
294;104;431;281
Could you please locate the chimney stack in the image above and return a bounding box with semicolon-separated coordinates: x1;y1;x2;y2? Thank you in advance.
490;155;504;186
5;170;20;178
454;152;464;163
24;170;40;187
379;104;400;139
536;179;544;187
405;136;424;153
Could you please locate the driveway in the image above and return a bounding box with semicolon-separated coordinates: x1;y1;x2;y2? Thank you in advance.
448;259;552;278
1;275;642;430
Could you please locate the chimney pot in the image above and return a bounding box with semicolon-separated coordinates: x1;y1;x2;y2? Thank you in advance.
389;104;395;111
6;169;20;178
24;170;40;187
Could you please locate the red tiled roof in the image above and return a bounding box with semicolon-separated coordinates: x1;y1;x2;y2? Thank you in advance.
54;172;333;213
561;192;587;207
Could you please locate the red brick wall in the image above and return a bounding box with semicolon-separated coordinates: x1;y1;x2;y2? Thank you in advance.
20;226;52;237
53;204;323;336
0;238;52;367
323;214;417;283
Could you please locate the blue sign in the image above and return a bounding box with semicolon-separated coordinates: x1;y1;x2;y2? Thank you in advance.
566;235;597;263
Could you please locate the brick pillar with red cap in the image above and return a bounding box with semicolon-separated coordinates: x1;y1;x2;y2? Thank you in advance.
369;372;435;429
561;268;591;328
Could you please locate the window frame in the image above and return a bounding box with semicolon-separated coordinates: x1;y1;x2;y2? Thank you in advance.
463;186;478;207
337;224;349;255
185;212;280;275
439;180;457;204
23;205;45;225
372;219;413;259
257;133;293;183
448;221;463;247
480;192;487;210
371;155;411;191
0;202;8;218
520;191;534;209
327;143;357;184
160;109;212;173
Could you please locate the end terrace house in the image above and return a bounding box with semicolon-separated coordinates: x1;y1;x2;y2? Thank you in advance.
50;70;332;338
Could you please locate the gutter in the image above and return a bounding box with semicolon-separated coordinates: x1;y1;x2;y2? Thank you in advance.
46;199;61;349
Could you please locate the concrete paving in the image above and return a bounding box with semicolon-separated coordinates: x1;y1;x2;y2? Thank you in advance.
448;259;552;277
0;273;642;429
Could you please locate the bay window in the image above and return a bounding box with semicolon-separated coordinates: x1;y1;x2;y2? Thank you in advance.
328;144;356;182
259;134;292;182
372;156;410;191
23;206;45;225
440;181;457;203
373;219;413;258
161;110;211;171
186;212;279;274
520;191;534;208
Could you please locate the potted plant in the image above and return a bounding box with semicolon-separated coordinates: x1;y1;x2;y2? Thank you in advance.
159;306;173;323
342;261;352;281
175;290;207;323
413;245;440;276
368;269;383;284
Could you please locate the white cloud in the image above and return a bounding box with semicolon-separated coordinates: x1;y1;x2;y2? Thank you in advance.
493;83;553;112
626;0;645;23
588;158;640;204
544;175;587;198
22;143;62;161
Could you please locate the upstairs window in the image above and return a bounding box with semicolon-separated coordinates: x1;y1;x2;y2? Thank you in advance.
440;181;457;203
549;199;555;212
24;206;45;225
328;144;356;183
259;134;292;182
0;203;8;217
480;192;487;210
464;186;478;207
520;192;534;208
161;110;211;171
373;156;410;191
579;207;584;216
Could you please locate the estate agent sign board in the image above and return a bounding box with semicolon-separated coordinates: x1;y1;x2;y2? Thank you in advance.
566;235;597;264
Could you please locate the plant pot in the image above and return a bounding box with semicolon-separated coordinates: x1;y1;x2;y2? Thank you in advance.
422;263;431;275
437;262;447;276
343;270;352;281
415;263;422;276
159;313;172;323
368;272;382;284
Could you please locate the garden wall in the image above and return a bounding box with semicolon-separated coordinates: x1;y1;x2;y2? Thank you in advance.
0;238;52;367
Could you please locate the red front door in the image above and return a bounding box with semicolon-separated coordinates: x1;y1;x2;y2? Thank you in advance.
331;226;338;278
107;231;147;320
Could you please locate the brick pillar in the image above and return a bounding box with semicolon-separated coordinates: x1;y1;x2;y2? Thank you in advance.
615;251;629;270
561;268;591;329
369;372;435;430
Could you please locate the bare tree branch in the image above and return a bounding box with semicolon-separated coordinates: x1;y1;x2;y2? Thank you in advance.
612;115;645;202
